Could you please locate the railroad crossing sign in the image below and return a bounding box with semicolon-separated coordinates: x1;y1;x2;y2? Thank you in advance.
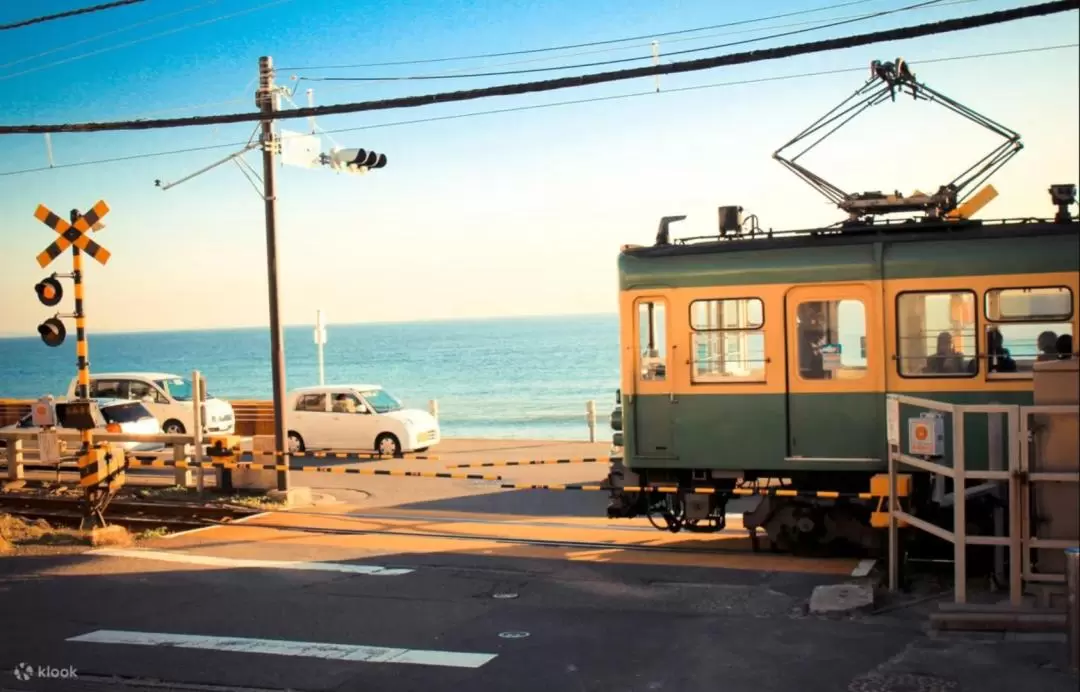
34;201;110;268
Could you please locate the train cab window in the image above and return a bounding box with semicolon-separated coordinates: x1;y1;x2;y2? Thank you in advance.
983;287;1075;375
689;298;766;383
796;299;867;380
896;291;978;377
637;301;667;381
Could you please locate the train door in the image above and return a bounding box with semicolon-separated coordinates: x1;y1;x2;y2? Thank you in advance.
631;297;676;459
784;284;883;463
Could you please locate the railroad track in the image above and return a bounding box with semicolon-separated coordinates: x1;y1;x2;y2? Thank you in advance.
235;510;869;560
0;494;262;531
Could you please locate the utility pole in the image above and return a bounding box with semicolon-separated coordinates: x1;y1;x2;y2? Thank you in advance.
257;55;289;493
152;60;388;496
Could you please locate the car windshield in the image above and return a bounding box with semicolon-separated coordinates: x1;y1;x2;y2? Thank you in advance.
359;389;402;414
155;377;194;401
101;402;152;424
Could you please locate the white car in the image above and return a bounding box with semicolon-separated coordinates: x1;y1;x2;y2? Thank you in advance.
285;384;440;457
0;398;163;457
65;372;235;435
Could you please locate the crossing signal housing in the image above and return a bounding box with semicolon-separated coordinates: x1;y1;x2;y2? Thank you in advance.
35;276;63;307
38;317;66;347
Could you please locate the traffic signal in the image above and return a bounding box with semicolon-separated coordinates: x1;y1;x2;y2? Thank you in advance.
38;317;66;347
35;275;63;307
324;147;388;174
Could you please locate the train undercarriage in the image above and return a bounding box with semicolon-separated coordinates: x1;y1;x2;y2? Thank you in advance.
604;459;1004;563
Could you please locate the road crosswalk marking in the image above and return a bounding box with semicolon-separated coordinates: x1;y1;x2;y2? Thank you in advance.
68;630;497;668
92;548;414;576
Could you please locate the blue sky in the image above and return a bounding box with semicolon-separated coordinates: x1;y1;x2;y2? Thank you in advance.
0;0;1077;336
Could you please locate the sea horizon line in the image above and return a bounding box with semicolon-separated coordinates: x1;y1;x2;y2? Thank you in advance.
0;311;619;341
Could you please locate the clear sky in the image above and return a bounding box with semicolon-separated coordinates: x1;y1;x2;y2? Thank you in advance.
0;0;1077;336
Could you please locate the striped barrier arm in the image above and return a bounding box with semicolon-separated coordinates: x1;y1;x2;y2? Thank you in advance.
447;457;612;469
23;455;873;498
449;482;874;499
122;459;501;481
248;450;440;461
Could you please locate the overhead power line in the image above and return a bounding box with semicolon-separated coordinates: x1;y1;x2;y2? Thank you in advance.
0;0;147;31
1;42;1071;179
314;43;1079;137
0;0;293;81
295;0;977;87
1;0;1076;136
0;0;219;70
279;0;883;70
301;0;950;82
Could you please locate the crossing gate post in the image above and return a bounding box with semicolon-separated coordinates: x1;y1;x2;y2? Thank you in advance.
32;201;122;527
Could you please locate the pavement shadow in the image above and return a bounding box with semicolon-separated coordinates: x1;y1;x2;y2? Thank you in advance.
387;486;610;517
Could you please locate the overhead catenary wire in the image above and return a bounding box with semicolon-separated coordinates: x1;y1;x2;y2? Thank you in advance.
1;0;1074;136
298;0;952;82
0;0;146;31
315;43;1078;137
294;0;979;88
278;0;886;70
0;0;295;82
0;0;220;70
0;42;1071;178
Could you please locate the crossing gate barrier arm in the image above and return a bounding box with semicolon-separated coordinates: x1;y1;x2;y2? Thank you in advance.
447;457;612;469
250;449;440;461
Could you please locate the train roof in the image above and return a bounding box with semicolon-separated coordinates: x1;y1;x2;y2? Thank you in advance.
618;215;1080;290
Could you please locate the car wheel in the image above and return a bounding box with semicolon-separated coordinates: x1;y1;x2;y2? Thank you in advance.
375;433;401;458
163;420;186;435
287;431;305;454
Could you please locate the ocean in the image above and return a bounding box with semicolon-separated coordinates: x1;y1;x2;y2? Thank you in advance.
0;314;621;441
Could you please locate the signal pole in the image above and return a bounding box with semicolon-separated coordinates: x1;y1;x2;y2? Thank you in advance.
32;201;117;527
152;58;388;497
69;210;99;526
257;55;289;493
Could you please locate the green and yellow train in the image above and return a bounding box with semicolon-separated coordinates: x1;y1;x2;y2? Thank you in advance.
603;59;1079;556
604;191;1078;553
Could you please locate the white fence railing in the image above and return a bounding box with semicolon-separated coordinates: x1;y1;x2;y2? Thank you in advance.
886;394;1080;605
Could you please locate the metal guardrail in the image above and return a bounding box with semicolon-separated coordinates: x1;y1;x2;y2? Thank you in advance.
1;429;205;487
886;394;1080;606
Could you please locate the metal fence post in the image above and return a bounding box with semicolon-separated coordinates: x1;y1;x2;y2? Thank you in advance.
1066;547;1079;673
428;399;439;420
586;400;597;442
171;442;188;487
192;370;205;493
6;438;24;482
953;410;967;604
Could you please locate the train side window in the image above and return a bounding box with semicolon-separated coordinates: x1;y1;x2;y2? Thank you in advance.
689;298;765;383
896;291;978;378
796;299;867;380
984;287;1074;375
637;301;667;381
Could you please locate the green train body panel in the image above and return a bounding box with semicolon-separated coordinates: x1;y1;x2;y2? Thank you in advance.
617;215;1078;480
623;390;1034;475
619;221;1079;290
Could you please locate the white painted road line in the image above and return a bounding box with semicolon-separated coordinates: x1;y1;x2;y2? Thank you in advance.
851;559;877;578
163;511;271;540
91;549;414;576
67;630;497;669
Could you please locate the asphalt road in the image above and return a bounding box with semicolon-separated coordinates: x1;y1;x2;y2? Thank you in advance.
2;529;1078;691
2;438;1078;691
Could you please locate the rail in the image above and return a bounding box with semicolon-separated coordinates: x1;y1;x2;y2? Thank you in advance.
886;394;1080;605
